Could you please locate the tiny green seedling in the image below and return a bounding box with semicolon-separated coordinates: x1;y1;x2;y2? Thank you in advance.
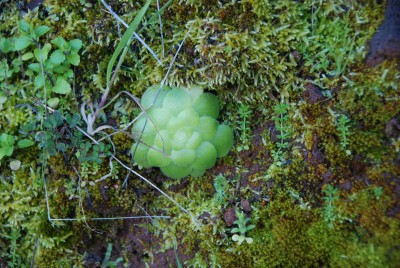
0;133;15;161
322;184;339;229
237;103;251;152
6;227;21;267
214;174;230;206
335;114;351;155
271;103;291;164
231;210;255;245
373;186;383;201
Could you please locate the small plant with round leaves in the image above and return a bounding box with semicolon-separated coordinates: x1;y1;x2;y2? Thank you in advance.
214;174;231;206
231;210;255;245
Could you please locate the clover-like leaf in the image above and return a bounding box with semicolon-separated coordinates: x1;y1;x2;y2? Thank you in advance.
52;64;69;74
0;133;15;145
232;234;245;245
34;43;52;62
63;69;74;79
11;59;22;72
33;25;50;39
19;20;31;33
21;52;34;61
34;74;45;89
0;133;15;160
47;97;60;108
14;36;32;51
52;77;71;94
245;237;253;244
28;63;40;73
9;160;21;171
50;49;66;64
0;37;14;53
51;36;68;49
17;139;35;148
66;53;80;66
0;60;10;80
65;113;81;127
0;147;12;160
69;39;82;52
56;142;66;152
0;94;7;110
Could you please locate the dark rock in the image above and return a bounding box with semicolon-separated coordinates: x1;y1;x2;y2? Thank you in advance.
241;199;252;212
351;155;367;179
198;212;211;223
303;83;323;104
366;0;400;67
224;207;236;227
266;120;279;143
83;253;102;267
321;170;333;181
26;0;44;10
385;113;400;138
386;205;400;217
310;148;325;166
339;180;352;192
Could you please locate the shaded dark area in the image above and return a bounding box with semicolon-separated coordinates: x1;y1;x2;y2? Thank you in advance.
366;0;400;67
25;0;44;10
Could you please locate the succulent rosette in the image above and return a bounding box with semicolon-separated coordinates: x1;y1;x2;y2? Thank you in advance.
131;85;233;179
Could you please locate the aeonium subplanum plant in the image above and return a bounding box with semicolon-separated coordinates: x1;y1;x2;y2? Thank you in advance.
131;85;233;179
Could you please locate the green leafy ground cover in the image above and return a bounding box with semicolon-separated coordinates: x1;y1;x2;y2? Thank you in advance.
0;0;399;266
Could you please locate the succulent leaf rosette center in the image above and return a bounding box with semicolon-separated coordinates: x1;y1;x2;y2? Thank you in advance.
131;85;233;179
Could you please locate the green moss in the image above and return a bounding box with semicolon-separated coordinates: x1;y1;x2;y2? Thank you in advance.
214;196;338;267
0;0;399;265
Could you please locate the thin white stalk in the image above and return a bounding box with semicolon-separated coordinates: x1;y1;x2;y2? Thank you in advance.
95;132;116;183
137;204;156;224
72;165;96;231
45;216;169;221
37;43;47;120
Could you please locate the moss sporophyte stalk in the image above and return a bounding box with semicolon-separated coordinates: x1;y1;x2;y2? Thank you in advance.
131;85;234;179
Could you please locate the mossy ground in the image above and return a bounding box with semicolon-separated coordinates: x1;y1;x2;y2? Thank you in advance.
0;0;399;267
